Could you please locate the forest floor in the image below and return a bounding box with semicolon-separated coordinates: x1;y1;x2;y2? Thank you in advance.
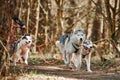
1;55;120;80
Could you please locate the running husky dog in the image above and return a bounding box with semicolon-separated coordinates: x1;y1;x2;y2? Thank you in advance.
72;39;93;72
56;29;86;68
11;34;32;66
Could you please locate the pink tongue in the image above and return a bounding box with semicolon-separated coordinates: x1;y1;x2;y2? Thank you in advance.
88;49;91;52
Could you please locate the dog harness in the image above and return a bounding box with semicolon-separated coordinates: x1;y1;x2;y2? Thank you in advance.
72;43;79;53
60;34;70;45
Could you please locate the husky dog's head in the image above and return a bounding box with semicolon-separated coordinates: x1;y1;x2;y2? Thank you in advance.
19;34;32;47
83;40;93;53
73;29;86;44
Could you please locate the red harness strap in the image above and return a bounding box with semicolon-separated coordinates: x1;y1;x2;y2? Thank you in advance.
6;24;20;44
37;40;62;65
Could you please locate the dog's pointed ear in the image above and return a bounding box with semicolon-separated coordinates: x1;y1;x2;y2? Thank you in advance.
73;27;79;34
73;28;76;32
73;27;79;32
24;34;30;36
21;34;28;39
22;35;26;39
89;38;92;41
79;27;82;30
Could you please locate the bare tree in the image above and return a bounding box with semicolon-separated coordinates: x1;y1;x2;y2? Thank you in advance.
55;0;64;36
33;0;40;53
91;0;102;41
26;0;31;33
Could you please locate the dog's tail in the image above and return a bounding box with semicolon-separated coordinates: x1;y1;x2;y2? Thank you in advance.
56;40;65;54
56;40;64;54
55;41;61;48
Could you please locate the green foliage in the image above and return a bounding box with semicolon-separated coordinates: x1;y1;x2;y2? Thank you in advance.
98;60;116;69
29;70;38;74
111;32;117;42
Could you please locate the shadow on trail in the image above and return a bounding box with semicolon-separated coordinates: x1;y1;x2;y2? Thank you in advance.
1;59;120;80
18;59;120;80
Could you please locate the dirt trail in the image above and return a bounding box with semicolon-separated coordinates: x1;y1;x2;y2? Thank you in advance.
20;63;120;80
1;59;120;80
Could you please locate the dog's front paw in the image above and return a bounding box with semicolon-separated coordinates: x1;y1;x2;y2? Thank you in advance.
87;69;92;72
24;61;28;65
14;63;16;66
13;61;17;66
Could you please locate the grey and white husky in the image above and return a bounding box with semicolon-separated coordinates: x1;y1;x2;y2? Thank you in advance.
72;39;93;72
56;29;86;68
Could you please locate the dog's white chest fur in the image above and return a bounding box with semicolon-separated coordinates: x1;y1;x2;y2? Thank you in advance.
20;45;29;55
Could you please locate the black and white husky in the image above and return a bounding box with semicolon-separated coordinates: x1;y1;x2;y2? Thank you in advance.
56;29;86;68
11;34;32;66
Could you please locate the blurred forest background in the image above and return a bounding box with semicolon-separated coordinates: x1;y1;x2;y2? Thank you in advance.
0;0;120;78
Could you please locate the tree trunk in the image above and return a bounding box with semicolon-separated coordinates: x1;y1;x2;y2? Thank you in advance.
55;0;64;38
112;0;117;34
18;0;23;19
104;0;113;37
117;0;120;42
91;0;102;41
45;0;49;43
33;0;40;53
86;0;92;39
26;0;31;33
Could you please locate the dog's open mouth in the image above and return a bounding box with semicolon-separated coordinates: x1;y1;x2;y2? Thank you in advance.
83;46;92;54
21;41;31;48
25;41;31;45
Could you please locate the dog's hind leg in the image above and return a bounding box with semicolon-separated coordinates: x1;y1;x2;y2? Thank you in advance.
85;54;92;72
64;53;72;68
63;51;67;64
56;41;63;53
69;54;73;68
13;49;22;66
13;53;17;66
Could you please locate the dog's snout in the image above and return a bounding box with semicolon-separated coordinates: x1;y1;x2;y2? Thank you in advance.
80;38;82;41
25;41;31;44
